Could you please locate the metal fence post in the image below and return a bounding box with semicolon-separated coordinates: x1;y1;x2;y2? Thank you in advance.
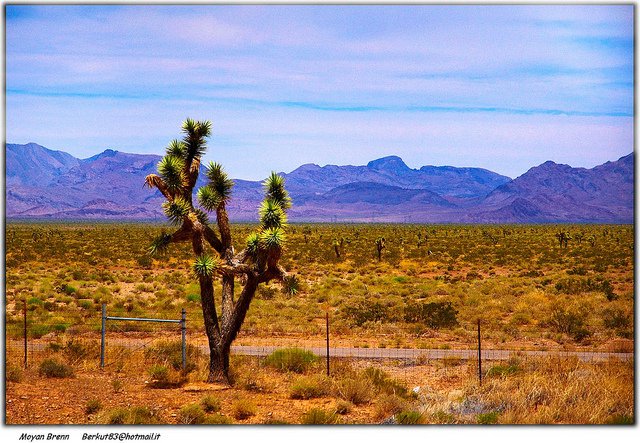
326;312;330;376
181;308;187;371
477;319;482;385
23;299;28;368
101;303;106;368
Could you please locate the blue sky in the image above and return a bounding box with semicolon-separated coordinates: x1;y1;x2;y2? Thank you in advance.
5;4;634;180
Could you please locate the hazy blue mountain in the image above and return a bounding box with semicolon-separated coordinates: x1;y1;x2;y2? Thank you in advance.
4;143;634;223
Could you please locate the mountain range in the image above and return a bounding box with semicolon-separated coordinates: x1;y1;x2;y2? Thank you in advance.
5;143;634;223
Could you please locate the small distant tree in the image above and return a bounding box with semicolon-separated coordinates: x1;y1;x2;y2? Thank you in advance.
145;118;296;384
375;237;386;261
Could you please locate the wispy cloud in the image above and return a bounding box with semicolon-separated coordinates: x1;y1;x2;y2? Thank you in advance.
5;4;633;179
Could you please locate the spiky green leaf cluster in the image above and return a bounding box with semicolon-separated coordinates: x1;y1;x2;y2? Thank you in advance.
246;232;260;255
259;199;287;229
157;155;185;192
194;208;210;225
162;197;190;225
259;227;286;250
263;172;291;210
165;139;186;158
197;185;222;211
205;162;234;204
282;275;300;296
148;232;172;256
192;254;219;278
182;118;212;163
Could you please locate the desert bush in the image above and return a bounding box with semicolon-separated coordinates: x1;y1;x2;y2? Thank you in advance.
363;366;409;397
290;375;331;399
375;394;409;420
39;358;73;378
102;406;161;424
395;410;424;424
63;338;97;364
147;364;185;388
335;376;374;405
547;305;591;341
200;395;221;413
342;299;388;326
231;398;257;420
486;363;520;378
85;399;103;415
179;404;206;424
147;364;169;384
334;400;353;415
404;301;458;329
144;340;201;373
301;408;338;424
554;276;615;300
477;411;500;424
205;413;234;424
601;307;631;331
265;348;318;373
6;364;23;383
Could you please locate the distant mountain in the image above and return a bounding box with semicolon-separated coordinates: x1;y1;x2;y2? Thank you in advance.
282;155;510;200
4;143;634;223
467;153;634;223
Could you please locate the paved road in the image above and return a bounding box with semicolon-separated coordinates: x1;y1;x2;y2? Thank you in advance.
9;340;631;363
228;345;632;363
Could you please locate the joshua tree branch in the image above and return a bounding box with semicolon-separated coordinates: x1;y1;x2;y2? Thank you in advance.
203;224;224;254
144;174;172;200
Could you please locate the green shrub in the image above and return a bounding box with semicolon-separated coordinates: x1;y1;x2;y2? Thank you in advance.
61;284;77;295
301;408;338;424
395;410;423;424
30;324;51;339
265;348;318;373
487;363;519;378
85;399;103;415
186;294;201;303
231;399;257;420
179;404;206;424
290;375;331;399
200;395;221;413
477;411;500;424
147;365;170;384
39;358;73;378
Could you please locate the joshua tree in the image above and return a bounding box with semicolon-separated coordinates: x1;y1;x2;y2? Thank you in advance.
555;231;571;248
145;118;295;384
375;237;386;261
332;239;341;258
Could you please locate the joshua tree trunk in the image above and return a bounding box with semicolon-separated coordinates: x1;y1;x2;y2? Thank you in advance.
145;119;295;384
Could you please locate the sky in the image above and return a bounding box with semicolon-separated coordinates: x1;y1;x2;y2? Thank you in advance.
4;3;634;180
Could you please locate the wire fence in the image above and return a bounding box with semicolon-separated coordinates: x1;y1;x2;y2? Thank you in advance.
5;306;633;388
